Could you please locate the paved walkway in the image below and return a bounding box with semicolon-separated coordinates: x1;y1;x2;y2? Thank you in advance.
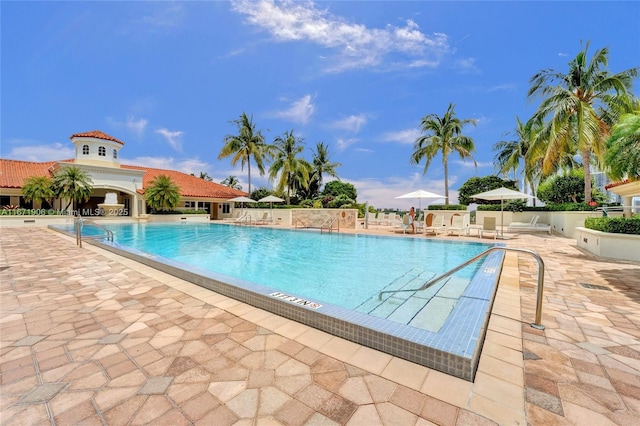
1;226;639;425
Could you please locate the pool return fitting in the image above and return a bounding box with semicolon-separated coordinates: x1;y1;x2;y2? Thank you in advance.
378;247;546;330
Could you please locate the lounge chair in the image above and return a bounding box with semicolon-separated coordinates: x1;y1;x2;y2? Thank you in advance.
414;211;425;233
394;214;411;234
508;216;552;234
255;212;273;225
424;214;445;235
385;212;397;226
479;217;498;239
508;215;539;229
447;214;469;236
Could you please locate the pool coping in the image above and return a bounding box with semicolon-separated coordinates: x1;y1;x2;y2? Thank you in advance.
51;225;504;382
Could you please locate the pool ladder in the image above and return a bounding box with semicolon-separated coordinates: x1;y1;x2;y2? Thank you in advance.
378;247;546;330
74;217;114;248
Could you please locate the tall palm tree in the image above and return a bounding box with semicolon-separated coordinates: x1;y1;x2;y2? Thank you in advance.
411;103;477;205
53;166;93;211
528;41;638;202
144;175;181;212
218;112;270;195
21;175;55;208
268;130;312;204
605;109;640;180
311;142;341;188
220;175;242;190
493;117;545;202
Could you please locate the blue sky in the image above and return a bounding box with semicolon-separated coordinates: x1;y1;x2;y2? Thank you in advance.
2;1;639;209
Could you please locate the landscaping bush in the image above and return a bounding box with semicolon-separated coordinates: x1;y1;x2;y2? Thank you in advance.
427;204;467;210
584;217;640;235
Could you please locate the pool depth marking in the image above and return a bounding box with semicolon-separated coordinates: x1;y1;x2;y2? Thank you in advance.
270;292;323;309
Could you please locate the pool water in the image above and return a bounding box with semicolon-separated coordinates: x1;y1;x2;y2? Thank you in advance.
77;223;489;327
59;222;503;381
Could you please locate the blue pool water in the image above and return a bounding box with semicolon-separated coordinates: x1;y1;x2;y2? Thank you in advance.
57;222;503;380
75;222;489;310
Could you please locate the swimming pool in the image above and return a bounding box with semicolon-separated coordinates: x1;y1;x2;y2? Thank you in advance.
54;222;504;381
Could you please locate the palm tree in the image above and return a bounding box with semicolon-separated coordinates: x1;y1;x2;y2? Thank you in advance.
53;166;93;211
218;112;270;195
21;175;55;209
527;41;638;202
309;142;341;196
493;117;546;202
268;130;312;204
144;175;181;212
190;172;212;181
411;103;477;205
220;175;242;190
606;110;640;180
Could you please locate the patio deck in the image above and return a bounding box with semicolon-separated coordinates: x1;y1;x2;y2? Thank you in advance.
1;226;639;425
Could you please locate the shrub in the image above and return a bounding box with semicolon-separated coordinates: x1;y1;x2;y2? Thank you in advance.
584;217;640;235
427;204;467;210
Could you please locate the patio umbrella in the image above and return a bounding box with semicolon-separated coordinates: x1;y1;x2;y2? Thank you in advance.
395;189;446;211
227;196;257;217
472;187;534;237
258;195;285;219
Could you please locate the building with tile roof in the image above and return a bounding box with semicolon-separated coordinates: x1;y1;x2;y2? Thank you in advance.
0;131;247;219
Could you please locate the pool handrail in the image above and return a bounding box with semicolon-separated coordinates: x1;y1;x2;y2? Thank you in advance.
74;217;114;248
320;216;339;234
378;246;546;330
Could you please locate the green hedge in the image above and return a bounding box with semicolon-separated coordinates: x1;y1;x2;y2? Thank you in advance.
427;204;467;210
151;209;209;214
584;217;640;235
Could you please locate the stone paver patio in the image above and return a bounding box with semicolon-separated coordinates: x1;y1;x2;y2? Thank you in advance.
1;225;639;425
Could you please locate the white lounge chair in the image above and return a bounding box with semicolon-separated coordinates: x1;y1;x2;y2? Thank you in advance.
479;217;498;239
447;214;470;236
425;214;445;235
255;212;273;225
508;215;539;229
394;214;411;234
508;216;552;234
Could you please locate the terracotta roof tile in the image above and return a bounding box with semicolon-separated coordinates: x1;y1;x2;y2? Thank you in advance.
70;130;125;145
0;158;247;200
605;179;632;190
0;159;58;188
121;164;247;198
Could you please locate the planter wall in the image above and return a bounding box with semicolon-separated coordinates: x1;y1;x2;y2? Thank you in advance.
576;227;640;262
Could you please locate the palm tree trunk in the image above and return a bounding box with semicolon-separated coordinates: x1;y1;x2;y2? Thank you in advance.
582;148;592;203
443;159;449;205
247;161;252;195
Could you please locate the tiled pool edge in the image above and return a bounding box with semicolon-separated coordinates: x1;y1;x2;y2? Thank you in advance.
57;228;504;382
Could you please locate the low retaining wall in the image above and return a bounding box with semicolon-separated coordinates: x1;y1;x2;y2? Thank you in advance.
576;227;640;262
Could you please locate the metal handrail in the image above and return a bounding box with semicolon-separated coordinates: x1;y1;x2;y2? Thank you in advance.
320;216;339;234
378;247;546;330
75;217;114;248
295;219;309;229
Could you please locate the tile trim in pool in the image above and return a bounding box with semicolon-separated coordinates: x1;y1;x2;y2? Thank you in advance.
57;228;503;382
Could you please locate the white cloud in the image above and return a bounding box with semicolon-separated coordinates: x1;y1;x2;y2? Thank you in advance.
274;95;315;124
348;175;450;209
335;137;358;151
4;142;74;162
108;116;148;137
381;128;421;145
231;0;451;72
155;128;183;151
137;3;186;29
331;114;366;133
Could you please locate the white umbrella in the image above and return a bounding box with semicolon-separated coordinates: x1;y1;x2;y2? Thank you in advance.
472;187;534;237
258;195;285;219
227;196;256;217
395;189;446;211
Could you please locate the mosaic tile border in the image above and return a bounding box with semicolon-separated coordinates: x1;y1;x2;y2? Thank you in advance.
51;226;503;381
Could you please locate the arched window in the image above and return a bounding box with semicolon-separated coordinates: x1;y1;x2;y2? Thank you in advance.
98;146;106;156
82;145;89;155
113;149;118;159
